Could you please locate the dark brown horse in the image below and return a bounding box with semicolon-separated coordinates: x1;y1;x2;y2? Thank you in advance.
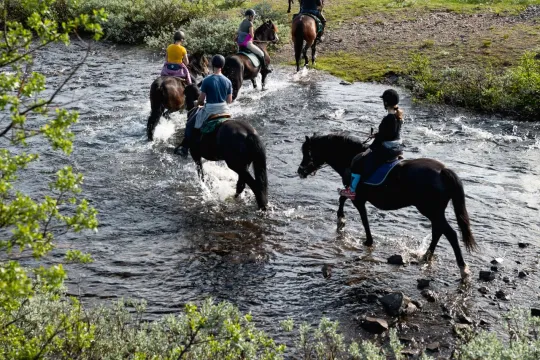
292;13;318;72
146;52;209;141
222;21;279;100
297;134;477;279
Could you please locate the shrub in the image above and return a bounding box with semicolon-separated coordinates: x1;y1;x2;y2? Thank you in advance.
405;52;540;119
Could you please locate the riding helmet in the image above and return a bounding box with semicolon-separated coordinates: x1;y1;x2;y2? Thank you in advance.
245;9;256;17
211;54;226;69
174;30;185;42
381;89;399;107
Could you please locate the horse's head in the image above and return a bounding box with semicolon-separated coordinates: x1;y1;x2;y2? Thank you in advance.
188;52;210;77
298;135;325;178
254;20;279;44
184;84;200;112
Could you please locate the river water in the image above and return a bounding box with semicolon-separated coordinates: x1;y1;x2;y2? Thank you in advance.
24;42;540;351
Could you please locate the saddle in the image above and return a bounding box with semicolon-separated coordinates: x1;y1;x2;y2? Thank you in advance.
293;13;323;34
237;49;261;68
200;114;231;135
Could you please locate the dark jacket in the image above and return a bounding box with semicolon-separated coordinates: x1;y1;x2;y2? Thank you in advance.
370;113;402;150
301;0;321;11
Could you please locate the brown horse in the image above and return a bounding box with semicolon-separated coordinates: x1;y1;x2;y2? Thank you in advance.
146;52;209;141
292;14;318;72
222;21;279;100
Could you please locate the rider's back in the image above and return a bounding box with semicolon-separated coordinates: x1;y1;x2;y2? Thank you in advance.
201;74;232;104
166;44;186;64
301;0;321;11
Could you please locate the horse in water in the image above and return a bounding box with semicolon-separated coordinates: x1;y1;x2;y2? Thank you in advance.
222;21;279;100
297;134;477;279
291;12;319;71
175;85;268;210
147;52;209;141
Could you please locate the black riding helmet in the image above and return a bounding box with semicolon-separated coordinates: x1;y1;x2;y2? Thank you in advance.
174;30;185;42
211;54;226;69
381;89;399;107
245;9;256;17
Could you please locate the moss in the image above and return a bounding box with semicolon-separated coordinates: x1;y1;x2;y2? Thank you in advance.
314;52;403;82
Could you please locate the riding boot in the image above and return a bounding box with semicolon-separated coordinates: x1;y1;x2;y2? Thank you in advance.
317;14;327;43
259;55;272;74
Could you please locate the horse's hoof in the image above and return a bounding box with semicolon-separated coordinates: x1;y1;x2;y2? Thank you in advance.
363;240;373;247
421;251;434;263
337;217;346;232
460;265;471;280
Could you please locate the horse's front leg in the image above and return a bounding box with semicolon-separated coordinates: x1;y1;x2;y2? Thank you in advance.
337;196;347;232
353;200;373;246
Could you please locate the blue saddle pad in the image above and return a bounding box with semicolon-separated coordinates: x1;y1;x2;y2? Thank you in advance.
237;51;260;68
364;159;402;186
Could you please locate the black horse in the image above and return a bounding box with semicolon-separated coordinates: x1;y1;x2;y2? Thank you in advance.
297;134;477;279
175;85;268;210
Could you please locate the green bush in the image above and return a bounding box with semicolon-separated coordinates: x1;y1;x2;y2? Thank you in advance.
405;51;540;119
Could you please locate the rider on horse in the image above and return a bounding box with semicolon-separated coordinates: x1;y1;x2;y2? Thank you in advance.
339;89;404;200
178;55;233;157
161;30;192;85
300;0;326;42
236;9;271;73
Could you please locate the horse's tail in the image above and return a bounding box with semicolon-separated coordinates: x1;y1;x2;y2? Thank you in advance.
293;17;304;70
441;168;477;252
247;133;268;210
147;80;165;141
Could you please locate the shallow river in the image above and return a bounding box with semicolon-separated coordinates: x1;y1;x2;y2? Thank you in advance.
26;42;540;351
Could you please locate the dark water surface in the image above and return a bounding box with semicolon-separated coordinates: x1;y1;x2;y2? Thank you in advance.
27;42;540;351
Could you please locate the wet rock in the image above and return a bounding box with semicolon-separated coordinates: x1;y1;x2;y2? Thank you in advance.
339;80;352;85
518;270;529;278
417;278;431;289
399;336;415;344
409;323;420;331
516;260;522;265
479;319;491;326
387;254;406;265
478;286;489;294
361;317;388;334
479;270;496;281
518;242;530;248
531;308;540;317
380;292;409;316
411;299;424;309
321;264;332;279
403;302;418;315
421;289;438;302
426;341;440;352
491;258;504;265
453;324;471;336
496;290;510;301
503;276;511;283
491;266;499;272
458;314;473;325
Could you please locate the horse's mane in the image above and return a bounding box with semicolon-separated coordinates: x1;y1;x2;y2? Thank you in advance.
311;133;367;153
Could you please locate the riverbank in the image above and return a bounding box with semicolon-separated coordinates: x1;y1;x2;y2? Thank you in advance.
271;1;540;118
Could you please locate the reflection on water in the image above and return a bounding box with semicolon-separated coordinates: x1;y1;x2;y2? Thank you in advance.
18;42;540;352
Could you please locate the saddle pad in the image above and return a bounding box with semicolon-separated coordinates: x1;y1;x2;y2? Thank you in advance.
237;51;260;68
294;13;323;34
364;159;402;186
201;118;229;134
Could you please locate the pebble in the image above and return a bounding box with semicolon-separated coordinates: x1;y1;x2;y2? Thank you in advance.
421;289;438;302
479;270;496;281
361;317;388;334
411;299;424;309
426;341;440;352
458;313;473;325
518;242;530;248
380;292;409;316
339;80;352;85
387;254;406;265
491;266;499;272
503;276;511;283
478;286;489;294
518;270;528;278
417;278;431;289
495;290;510;301
531;308;540;317
321;264;332;279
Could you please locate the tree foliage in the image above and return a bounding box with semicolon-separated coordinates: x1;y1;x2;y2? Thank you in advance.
0;0;103;319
